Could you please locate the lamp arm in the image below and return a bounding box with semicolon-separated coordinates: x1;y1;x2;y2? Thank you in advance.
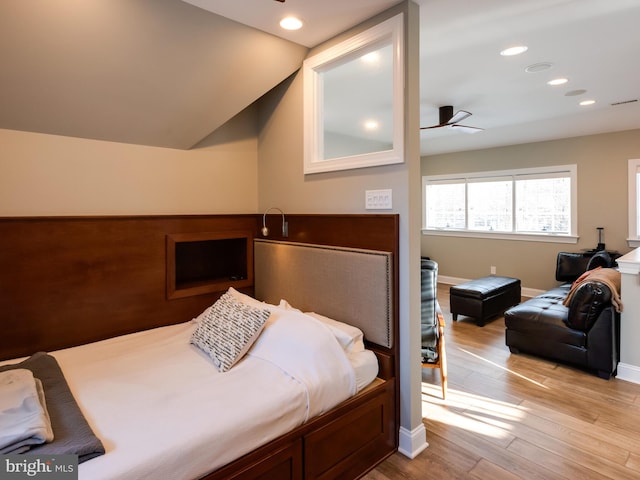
261;207;288;237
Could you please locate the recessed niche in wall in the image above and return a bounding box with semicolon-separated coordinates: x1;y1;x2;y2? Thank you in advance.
166;230;253;299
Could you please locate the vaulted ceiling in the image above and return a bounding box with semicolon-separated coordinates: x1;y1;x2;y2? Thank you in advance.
0;0;308;149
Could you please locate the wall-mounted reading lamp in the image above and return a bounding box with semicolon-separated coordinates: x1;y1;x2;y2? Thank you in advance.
261;207;288;237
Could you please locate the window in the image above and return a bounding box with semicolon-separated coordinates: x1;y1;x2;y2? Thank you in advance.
423;165;577;243
628;159;640;248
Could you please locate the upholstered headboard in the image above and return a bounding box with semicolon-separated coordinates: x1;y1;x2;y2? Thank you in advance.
254;239;393;349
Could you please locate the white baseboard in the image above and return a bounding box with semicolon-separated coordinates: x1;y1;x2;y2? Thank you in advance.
397;425;428;459
616;363;640;384
438;275;543;299
437;275;467;286
521;286;545;298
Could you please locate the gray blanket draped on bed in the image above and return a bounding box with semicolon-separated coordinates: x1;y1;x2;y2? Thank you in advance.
0;352;105;463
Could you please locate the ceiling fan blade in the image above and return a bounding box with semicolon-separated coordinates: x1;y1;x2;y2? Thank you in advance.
421;107;480;131
447;110;472;125
450;124;483;134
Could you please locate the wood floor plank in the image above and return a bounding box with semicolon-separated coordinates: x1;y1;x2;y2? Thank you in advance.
362;284;640;479
627;453;640;472
422;430;481;473
469;459;526;480
505;419;638;479
520;399;640;456
513;403;630;465
594;416;640;445
506;438;614;480
423;402;516;450
425;416;564;480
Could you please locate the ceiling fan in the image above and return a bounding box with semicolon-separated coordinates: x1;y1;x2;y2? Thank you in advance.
420;106;483;134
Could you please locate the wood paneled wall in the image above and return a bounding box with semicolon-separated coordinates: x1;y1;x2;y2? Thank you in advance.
0;214;399;361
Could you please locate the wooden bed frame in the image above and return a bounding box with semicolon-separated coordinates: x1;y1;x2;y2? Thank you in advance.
0;214;399;480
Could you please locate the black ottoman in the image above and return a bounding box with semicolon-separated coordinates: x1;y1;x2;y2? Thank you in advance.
450;276;521;326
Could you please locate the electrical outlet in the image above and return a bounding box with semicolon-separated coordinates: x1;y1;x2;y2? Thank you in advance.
490;265;496;275
365;189;392;210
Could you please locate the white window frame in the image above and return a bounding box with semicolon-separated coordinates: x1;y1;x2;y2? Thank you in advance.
628;159;640;248
422;165;578;243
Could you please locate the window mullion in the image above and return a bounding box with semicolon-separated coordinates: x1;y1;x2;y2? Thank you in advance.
465;181;469;230
511;176;516;233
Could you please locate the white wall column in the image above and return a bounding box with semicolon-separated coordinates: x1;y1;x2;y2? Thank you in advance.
616;248;640;383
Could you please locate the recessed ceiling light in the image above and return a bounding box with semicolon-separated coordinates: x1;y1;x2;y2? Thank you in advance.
364;120;379;131
580;100;596;106
360;52;381;64
565;89;587;97
279;16;303;31
525;62;553;73
500;45;528;56
547;78;569;86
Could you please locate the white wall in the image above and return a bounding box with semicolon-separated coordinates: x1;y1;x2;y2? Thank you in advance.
0;107;259;216
617;249;640;383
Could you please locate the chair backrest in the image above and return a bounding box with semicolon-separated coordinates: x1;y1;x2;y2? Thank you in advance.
421;258;438;348
556;251;614;282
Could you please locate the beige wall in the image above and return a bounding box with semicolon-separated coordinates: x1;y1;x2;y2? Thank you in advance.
256;72;409;214
256;1;426;456
255;5;413;216
421;129;640;290
0;107;259;216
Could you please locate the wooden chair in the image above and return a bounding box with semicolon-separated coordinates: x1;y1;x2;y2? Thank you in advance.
420;258;448;399
421;306;447;399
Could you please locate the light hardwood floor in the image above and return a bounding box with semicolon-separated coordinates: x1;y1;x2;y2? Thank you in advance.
363;284;640;480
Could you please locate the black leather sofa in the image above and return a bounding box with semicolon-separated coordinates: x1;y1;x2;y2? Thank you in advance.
504;251;620;379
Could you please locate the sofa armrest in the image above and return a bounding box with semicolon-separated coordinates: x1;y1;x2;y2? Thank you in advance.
586;306;620;378
566;281;612;331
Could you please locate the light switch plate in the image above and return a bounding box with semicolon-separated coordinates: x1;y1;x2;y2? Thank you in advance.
365;189;392;209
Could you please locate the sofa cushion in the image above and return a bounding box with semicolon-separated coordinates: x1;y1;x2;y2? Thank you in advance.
504;291;586;348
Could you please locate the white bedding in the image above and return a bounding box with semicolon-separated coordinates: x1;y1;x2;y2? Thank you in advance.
39;307;378;480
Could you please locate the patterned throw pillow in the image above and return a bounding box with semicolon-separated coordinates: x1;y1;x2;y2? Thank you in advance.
190;292;271;372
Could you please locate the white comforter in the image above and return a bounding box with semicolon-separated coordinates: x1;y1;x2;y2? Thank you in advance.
51;307;361;480
247;308;356;420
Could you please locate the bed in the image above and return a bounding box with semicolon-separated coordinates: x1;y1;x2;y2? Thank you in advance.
0;214;399;480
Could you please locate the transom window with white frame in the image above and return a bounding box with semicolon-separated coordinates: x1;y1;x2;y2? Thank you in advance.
423;165;578;243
